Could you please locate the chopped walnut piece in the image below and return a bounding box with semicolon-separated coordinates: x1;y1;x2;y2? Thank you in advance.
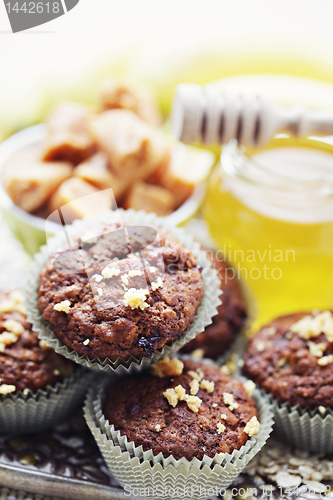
128;270;142;278
217;423;226;434
318;355;333;366
102;266;120;279
244;416;260;437
256;341;266;352
175;385;186;401
190;348;204;359
53;300;72;314
3;319;24;335
121;274;129;286
188;369;204;382
123;288;149;310
185;394;202;413
190;378;199;396
163;388;178;408
307;341;327;358
151;277;163;292
244;380;256;397
223;392;239;411
151;357;184;378
290;311;333;342
200;379;215;394
263;327;277;336
0;384;16;395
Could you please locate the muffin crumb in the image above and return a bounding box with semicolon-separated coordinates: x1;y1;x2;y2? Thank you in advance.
83;339;90;346
94;274;103;283
54;300;72;314
244;416;260;437
221;413;227;420
151;357;184;378
155;424;161;432
123;288;149;310
97;288;103;297
53;369;60;376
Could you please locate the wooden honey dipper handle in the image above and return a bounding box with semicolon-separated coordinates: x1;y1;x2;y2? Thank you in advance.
171;83;333;147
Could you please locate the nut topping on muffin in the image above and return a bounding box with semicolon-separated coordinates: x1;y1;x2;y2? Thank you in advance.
0;291;74;395
103;360;260;461
150;357;184;378
38;222;204;361
244;311;333;408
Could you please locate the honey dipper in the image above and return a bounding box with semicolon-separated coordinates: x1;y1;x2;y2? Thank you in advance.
171;83;333;147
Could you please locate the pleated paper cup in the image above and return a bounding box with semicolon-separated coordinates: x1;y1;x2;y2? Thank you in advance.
267;392;333;454
25;209;221;377
0;367;92;435
84;375;274;500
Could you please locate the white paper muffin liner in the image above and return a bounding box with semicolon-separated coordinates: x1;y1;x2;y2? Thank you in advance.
264;391;333;454
0;367;93;435
25;209;221;376
84;375;274;500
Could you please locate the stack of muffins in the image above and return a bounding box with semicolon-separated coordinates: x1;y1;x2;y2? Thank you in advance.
17;209;274;500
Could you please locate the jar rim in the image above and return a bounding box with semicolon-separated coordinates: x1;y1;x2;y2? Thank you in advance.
221;135;333;200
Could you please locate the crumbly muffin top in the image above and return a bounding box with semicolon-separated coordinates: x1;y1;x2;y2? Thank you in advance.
103;359;259;461
38;222;204;361
182;250;247;359
0;290;74;395
243;311;333;408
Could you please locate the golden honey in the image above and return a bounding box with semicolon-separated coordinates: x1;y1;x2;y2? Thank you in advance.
203;135;333;328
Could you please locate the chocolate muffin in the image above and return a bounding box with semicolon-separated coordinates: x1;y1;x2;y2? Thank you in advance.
243;310;333;408
182;251;247;359
103;358;260;461
0;290;74;395
38;222;204;361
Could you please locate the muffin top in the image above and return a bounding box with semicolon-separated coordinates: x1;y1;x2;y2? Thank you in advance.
38;222;204;361
103;358;259;461
243;311;333;408
0;290;74;395
182;250;247;359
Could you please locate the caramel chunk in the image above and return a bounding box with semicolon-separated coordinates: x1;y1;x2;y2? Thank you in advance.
89;110;170;182
123;181;175;216
48;177;113;222
74;153;129;200
3;160;72;213
153;143;215;207
99;78;161;126
41;102;94;165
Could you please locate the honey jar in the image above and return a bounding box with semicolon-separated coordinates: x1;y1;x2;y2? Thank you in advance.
203;134;333;327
